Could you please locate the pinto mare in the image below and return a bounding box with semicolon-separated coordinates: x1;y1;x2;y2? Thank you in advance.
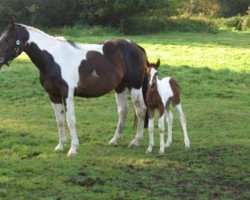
146;59;190;154
0;22;148;156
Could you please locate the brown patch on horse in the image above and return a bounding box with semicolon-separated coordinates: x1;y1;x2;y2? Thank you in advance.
76;42;125;97
146;85;164;119
169;78;181;106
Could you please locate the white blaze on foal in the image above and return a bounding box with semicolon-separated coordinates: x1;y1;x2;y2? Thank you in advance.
146;59;190;155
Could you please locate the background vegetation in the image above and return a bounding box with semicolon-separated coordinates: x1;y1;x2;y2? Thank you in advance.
0;0;250;33
0;1;249;199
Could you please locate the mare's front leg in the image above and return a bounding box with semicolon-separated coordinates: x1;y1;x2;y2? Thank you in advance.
146;110;154;154
109;89;128;145
65;89;79;156
52;102;67;151
129;88;147;147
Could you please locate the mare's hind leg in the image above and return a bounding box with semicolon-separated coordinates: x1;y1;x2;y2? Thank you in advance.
129;87;147;147
52;103;67;151
109;89;128;145
165;108;173;148
175;104;190;148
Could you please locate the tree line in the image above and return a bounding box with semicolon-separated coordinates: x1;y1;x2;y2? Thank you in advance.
0;0;249;29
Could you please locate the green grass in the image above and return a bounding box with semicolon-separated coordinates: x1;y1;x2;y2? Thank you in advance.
0;30;250;199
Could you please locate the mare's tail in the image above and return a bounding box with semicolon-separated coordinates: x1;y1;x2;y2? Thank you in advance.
142;71;149;128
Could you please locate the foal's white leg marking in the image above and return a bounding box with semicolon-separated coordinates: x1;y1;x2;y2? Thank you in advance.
129;88;146;147
65;89;79;156
52;103;66;151
146;117;154;154
175;104;190;148
165;109;173;148
158;114;165;155
109;89;128;145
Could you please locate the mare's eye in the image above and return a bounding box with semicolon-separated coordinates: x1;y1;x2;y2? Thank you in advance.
4;38;8;43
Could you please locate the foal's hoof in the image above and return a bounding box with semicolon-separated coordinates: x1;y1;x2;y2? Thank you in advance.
67;151;77;157
109;137;118;146
67;147;78;157
185;143;190;149
165;140;172;148
129;139;139;148
146;147;152;154
159;149;165;155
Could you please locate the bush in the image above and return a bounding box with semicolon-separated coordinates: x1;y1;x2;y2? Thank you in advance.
122;16;217;34
122;16;166;34
242;15;250;30
181;0;250;18
0;0;79;28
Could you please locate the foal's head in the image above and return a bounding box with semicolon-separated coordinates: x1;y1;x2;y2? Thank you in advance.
147;59;160;89
0;21;28;68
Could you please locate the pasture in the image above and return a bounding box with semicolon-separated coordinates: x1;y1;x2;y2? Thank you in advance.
0;30;249;199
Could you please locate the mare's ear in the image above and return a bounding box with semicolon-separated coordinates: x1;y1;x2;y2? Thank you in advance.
8;18;15;31
156;59;160;68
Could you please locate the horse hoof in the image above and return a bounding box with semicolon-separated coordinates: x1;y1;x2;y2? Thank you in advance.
55;144;64;152
109;138;118;146
159;149;165;155
67;151;77;157
129;140;139;148
185;143;190;149
146;148;152;154
165;143;170;148
67;147;78;157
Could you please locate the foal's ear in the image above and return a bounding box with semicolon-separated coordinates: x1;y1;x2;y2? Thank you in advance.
156;59;160;68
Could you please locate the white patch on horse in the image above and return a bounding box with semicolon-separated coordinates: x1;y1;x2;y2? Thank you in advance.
19;24;104;89
91;70;99;78
149;68;158;86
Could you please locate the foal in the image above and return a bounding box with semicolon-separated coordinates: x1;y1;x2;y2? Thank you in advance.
146;59;190;154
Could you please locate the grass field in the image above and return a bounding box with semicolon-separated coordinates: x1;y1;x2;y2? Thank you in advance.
0;30;249;199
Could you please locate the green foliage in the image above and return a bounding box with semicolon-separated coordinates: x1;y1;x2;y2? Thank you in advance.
77;0;169;27
0;0;249;34
0;31;249;199
181;0;250;18
122;15;217;34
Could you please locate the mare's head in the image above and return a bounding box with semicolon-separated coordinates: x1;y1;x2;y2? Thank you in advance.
0;21;28;68
146;59;160;89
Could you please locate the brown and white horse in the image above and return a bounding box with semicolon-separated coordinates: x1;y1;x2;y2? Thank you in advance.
146;59;190;154
0;22;149;156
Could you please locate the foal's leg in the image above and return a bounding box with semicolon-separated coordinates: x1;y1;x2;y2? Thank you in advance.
65;89;79;156
158;113;165;155
129;87;147;147
146;113;154;154
165;108;173;148
52;103;67;151
175;104;190;148
109;89;128;145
